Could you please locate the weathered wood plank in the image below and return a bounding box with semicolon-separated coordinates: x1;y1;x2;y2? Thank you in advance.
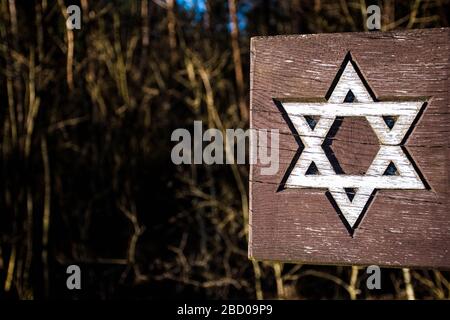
249;28;450;269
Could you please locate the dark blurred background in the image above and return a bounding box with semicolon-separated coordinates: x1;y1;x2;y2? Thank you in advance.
0;0;449;300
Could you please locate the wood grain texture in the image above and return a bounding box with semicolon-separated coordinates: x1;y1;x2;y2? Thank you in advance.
249;28;450;269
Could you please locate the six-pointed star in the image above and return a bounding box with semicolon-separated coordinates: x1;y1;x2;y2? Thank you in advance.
278;55;428;231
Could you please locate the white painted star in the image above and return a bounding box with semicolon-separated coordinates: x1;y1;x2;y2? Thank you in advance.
278;54;427;231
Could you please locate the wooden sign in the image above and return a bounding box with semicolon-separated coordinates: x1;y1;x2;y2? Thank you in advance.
249;28;450;269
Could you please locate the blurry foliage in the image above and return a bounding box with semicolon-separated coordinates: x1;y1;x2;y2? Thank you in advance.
0;0;449;299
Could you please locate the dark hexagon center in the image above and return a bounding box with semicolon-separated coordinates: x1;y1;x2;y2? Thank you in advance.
322;117;380;175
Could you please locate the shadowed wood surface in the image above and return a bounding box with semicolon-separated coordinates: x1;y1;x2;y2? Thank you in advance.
249;28;450;269
324;117;380;175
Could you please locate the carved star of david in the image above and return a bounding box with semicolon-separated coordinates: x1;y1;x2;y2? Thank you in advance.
277;54;428;233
